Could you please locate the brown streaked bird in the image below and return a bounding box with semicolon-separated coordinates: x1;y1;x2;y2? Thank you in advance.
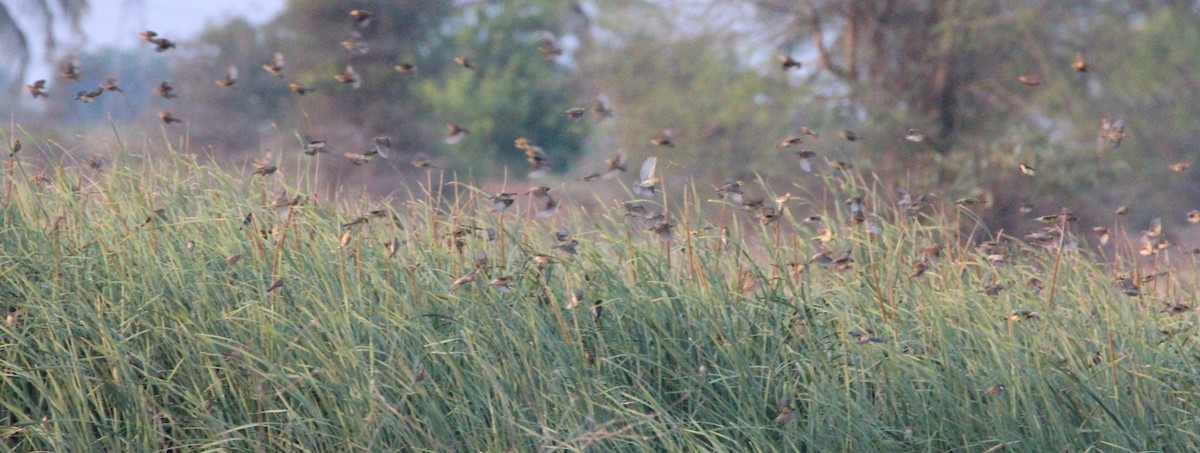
1018;163;1036;176
74;88;103;103
341;35;369;55
1018;75;1043;87
394;62;417;74
138;30;158;42
849;330;883;344
454;56;476;71
1098;115;1125;148
527;186;558;217
100;76;123;93
552;238;578;256
262;52;285;77
9;139;21;155
349;9;373;28
333;65;361;89
27;80;48;98
1027;277;1044;295
266;278;286;293
777;54;801;70
565;107;586;121
288;82;314;95
1116;276;1141;297
776;135;802;149
151;37;176;52
252;156;277;176
838;130;858;141
795;149;816;173
537;32;564;60
445;123;469;144
450;268;478;290
303;140;327;156
344;152;371;166
602;150;627;179
489;276;513;294
215;64;238;88
225;253;244;266
715;179;744;205
1093;226;1111;246
633;156;661;197
488;192;517;213
59;57;81;80
1072;51;1088;72
650;129;675;148
411;153;437;169
648;220;675;240
982;283;1004;297
909;258;929;278
1169;162;1190;172
592;93;615;120
152;81;177;99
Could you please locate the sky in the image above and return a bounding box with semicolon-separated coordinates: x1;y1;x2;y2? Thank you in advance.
23;0;286;80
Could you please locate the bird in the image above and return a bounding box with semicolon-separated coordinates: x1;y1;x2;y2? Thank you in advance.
537;32;564;60
838;130;858;141
394;62;417;74
215;65;238;88
489;193;516;213
602;150;627;179
1018;163;1036;176
650;129;675;148
74;88;103;103
288;82;314;95
454;56;476;71
905;128;925;143
795;150;816;173
445;123;469;144
777;55;802;70
565;107;586;121
349;9;373;28
592;94;615;120
633;157;661;197
1072;51;1088;72
252;156;277;176
59;57;81;80
527;186;558;217
26;80;48;98
776;135;802;149
99;76;123;93
303;140;327;156
262;52;285;77
152;81;177;99
333;65;361;89
1018;75;1043;87
158;111;182;124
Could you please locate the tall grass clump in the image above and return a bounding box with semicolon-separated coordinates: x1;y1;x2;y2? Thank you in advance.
1;136;1198;452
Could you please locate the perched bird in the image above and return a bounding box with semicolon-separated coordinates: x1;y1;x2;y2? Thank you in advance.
262;52;285;77
650;129;675;148
1072;51;1088;72
215;64;238;88
333;65;361;89
445;123;469;144
74;88;103;103
99;76;123;93
633;157;661;197
26;80;48;98
159;111;182;124
152;81;177;99
266;278;286;293
777;55;802;70
454;56;476;71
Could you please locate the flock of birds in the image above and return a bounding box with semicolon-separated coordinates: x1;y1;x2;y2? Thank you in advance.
10;8;1193;315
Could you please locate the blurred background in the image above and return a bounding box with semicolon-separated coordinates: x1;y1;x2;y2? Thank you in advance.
2;0;1200;246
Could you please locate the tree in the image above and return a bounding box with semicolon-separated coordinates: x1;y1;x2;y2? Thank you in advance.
0;0;89;86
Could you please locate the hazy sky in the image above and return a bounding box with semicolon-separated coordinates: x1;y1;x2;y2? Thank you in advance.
25;0;286;80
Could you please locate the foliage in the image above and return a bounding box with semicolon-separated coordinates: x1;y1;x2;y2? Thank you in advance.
1;132;1198;450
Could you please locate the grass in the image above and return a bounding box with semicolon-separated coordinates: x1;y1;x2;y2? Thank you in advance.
1;134;1199;452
